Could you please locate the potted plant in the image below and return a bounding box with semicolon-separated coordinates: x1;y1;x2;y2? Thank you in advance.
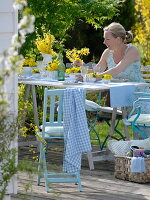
31;68;40;78
45;59;59;80
102;74;112;83
87;72;99;82
22;57;37;77
36;31;57;65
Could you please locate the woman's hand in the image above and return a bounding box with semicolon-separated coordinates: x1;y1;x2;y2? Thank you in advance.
76;74;83;82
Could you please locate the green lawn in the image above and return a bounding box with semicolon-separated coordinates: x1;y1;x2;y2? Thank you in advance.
89;120;133;148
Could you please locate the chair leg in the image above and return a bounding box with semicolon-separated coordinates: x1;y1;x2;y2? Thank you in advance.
76;172;82;192
38;142;82;192
37;143;51;192
132;125;148;139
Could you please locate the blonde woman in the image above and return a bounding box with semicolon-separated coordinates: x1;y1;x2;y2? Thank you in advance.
94;22;141;81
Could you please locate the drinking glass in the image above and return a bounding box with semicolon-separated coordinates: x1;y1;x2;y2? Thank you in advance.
81;66;89;82
38;62;47;78
92;63;98;73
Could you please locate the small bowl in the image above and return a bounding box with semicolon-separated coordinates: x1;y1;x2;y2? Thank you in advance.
88;78;96;82
32;73;40;78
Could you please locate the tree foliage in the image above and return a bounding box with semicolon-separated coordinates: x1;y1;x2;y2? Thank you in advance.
21;0;121;56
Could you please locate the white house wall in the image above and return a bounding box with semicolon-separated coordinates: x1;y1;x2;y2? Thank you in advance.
0;0;18;199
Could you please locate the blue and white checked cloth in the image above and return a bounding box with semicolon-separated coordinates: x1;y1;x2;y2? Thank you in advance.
63;88;92;173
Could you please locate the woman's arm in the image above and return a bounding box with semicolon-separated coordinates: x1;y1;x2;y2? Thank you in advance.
100;46;140;77
94;49;109;73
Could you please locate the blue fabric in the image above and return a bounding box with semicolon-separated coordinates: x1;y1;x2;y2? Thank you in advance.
63;88;91;173
131;157;146;173
110;84;135;108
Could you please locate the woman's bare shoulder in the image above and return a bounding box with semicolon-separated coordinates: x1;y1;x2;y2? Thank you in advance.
126;44;140;58
127;44;139;53
101;48;110;58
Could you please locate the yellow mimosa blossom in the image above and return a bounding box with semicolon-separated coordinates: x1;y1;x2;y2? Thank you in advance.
32;69;40;73
66;67;81;73
23;57;37;67
87;73;99;78
103;74;112;79
46;60;59;71
66;48;90;63
36;32;57;56
134;0;150;65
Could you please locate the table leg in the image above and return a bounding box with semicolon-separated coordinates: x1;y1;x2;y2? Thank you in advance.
121;107;130;140
31;85;39;128
25;84;31;101
109;107;117;136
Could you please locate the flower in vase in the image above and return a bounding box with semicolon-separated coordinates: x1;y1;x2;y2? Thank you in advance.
87;72;99;78
103;74;112;79
66;48;90;64
66;66;81;74
46;60;59;71
23;57;37;67
32;69;40;73
36;31;56;56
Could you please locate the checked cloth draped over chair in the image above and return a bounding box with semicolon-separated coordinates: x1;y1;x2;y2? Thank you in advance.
37;87;91;192
63;88;92;173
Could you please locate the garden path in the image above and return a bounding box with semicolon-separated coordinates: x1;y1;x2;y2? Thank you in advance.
11;141;150;200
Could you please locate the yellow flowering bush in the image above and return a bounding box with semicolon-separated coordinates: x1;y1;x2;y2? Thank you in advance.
32;69;40;73
134;0;150;65
46;60;59;71
23;57;37;67
103;74;112;79
66;48;90;63
66;66;81;73
36;32;56;56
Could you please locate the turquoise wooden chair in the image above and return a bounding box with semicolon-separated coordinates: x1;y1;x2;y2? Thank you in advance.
126;92;150;139
36;88;82;192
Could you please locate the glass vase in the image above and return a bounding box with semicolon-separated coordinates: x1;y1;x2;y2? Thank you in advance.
41;53;52;65
46;71;58;81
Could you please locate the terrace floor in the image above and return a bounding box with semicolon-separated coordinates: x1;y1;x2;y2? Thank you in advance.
11;141;150;200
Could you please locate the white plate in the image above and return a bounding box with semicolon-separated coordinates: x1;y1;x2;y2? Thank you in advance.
111;79;128;82
63;81;82;85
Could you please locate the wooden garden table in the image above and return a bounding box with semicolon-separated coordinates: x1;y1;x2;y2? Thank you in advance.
18;77;147;140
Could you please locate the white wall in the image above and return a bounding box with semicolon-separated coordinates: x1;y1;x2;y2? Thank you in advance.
0;0;18;198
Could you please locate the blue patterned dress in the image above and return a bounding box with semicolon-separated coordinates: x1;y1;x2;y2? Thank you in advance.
106;43;150;114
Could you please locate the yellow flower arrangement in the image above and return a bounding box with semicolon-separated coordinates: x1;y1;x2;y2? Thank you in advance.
66;67;81;73
87;72;99;78
46;60;59;71
66;48;90;63
103;74;112;79
36;32;56;56
23;57;37;67
32;69;40;73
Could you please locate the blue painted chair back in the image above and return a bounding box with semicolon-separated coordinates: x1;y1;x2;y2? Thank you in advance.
42;88;65;137
127;92;150;139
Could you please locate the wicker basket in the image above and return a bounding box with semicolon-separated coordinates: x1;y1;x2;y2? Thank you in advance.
115;156;150;183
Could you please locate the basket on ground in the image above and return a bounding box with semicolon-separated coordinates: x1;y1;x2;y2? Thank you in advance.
115;156;150;183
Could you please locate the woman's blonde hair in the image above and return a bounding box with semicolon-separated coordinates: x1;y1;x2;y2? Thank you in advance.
103;22;133;43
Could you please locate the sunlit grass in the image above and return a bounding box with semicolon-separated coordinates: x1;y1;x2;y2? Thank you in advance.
89;120;133;147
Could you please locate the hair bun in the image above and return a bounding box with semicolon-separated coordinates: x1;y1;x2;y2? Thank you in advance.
125;31;133;43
